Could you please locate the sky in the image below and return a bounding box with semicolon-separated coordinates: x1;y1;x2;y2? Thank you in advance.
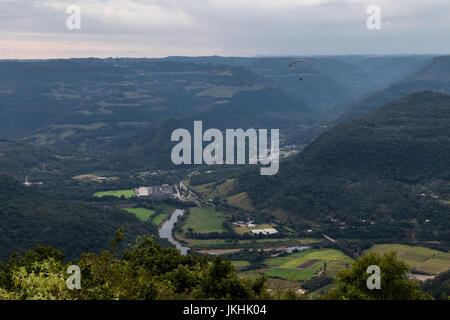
1;0;449;59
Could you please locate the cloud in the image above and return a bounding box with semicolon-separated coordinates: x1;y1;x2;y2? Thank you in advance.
0;0;449;58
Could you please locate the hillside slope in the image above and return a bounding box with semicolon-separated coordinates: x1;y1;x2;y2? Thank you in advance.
339;56;450;122
240;91;450;241
166;55;431;114
0;175;158;261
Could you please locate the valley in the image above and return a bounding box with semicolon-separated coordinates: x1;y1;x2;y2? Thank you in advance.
0;56;449;297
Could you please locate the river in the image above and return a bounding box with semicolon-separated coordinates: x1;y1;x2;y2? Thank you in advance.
158;209;190;255
158;209;311;257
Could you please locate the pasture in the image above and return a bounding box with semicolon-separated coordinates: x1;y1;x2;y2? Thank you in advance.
179;237;322;249
265;248;354;278
231;260;251;271
152;213;169;226
225;192;255;212
265;268;316;281
93;189;135;199
182;207;227;234
151;204;176;226
123;208;155;222
366;244;450;274
238;248;354;283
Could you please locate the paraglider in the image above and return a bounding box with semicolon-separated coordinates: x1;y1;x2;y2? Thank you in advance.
288;59;312;81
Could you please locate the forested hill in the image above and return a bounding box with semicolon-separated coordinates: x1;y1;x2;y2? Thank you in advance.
241;91;450;241
339;56;450;122
0;175;157;261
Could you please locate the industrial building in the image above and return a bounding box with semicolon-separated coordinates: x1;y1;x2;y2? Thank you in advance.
134;184;175;200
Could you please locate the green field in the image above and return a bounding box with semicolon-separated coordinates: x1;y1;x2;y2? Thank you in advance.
93;189;135;199
123;208;155;222
231;260;251;271
265;268;317;281
191;179;235;199
309;283;336;297
182;207;226;234
231;260;250;267
366;244;450;275
152;213;169;226
225;192;255;211
179;236;321;249
440;200;450;205
238;248;354;283
265;248;354;277
151;204;176;226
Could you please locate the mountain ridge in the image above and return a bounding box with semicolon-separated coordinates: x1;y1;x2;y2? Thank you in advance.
237;91;450;241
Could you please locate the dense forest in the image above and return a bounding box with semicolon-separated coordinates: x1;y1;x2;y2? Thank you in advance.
0;175;161;261
238;91;450;242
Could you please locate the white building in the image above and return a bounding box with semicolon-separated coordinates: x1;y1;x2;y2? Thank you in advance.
251;228;278;235
135;187;149;197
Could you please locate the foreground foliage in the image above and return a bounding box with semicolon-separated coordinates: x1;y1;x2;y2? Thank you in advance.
323;252;432;300
0;237;437;300
0;238;268;300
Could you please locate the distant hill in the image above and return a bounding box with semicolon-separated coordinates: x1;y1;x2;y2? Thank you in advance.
0;56;433;176
339;56;450;122
165;55;431;114
0;58;316;175
239;91;450;241
0;58;314;140
0;175;158;261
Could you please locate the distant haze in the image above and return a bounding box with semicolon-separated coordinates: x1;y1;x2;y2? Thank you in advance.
0;0;449;59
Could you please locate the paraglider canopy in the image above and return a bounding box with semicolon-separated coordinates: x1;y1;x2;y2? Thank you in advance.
288;59;312;81
288;59;312;68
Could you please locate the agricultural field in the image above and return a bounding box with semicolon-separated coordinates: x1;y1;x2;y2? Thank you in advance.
230;260;250;271
180;237;321;250
308;283;336;297
265;268;316;281
153;214;169;226
238;248;354;283
225;192;255;211
182;207;227;234
190;179;254;212
93;189;135;199
73;174;119;182
195;85;258;98
265;248;354;278
123;208;155;222
233;223;276;235
151;204;176;226
366;244;450;275
190;179;236;200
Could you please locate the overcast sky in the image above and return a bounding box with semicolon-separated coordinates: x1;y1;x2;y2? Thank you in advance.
1;0;449;59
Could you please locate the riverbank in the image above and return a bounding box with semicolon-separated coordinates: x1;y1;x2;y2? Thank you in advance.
158;209;190;255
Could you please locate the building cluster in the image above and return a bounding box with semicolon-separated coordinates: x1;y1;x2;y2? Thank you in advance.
134;184;175;200
251;228;278;235
232;221;255;228
232;221;279;235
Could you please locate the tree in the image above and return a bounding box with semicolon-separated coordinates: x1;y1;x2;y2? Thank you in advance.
323;251;432;300
0;258;69;300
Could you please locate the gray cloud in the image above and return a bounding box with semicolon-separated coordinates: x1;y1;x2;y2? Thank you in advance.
0;0;449;58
